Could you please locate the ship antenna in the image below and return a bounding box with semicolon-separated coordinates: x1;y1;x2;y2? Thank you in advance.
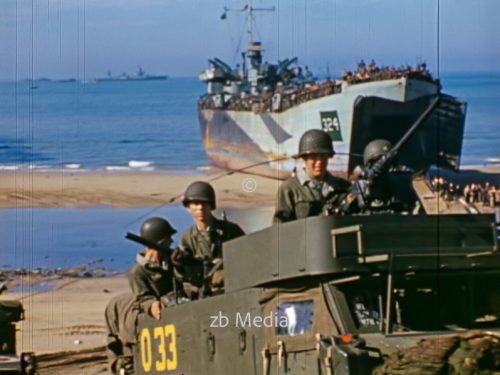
220;1;275;43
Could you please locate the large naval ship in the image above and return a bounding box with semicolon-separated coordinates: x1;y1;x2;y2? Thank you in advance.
198;5;467;179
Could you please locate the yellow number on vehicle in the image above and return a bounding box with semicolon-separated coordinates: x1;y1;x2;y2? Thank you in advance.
154;326;167;371
165;324;177;370
140;328;152;372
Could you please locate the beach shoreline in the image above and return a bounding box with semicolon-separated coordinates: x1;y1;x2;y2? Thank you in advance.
0;170;281;210
0;166;498;210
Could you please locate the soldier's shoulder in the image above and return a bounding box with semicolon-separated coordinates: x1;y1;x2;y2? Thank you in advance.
127;263;143;280
279;175;302;191
180;225;196;239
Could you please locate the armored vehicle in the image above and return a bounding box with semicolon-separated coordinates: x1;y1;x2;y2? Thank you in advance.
0;299;36;374
133;88;498;373
133;211;500;374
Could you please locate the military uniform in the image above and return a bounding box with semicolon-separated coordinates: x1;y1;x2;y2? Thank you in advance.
273;168;350;223
179;218;244;260
342;139;419;215
174;218;244;294
105;216;176;375
128;252;173;313
105;252;174;375
345;171;418;215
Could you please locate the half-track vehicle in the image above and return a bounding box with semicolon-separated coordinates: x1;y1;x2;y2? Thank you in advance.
133;211;500;374
0;299;36;374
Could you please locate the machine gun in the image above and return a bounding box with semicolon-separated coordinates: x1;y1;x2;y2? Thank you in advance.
334;96;442;214
361;95;441;182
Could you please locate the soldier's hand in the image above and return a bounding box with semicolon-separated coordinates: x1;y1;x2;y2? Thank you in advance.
149;300;164;320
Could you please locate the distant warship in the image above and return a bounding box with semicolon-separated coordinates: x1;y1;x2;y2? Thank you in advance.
197;4;466;179
96;66;168;82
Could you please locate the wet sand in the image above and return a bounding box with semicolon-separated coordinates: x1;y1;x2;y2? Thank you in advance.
0;171;280;209
0;167;497;210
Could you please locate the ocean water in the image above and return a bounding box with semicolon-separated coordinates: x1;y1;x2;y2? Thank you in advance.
0;72;499;172
0;207;193;272
0;72;498;271
440;72;500;166
0;78;211;172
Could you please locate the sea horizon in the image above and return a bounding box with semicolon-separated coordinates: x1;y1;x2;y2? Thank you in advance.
0;71;499;173
0;70;498;271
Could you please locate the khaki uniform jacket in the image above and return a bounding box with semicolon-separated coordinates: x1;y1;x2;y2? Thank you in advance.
175;218;244;288
127;252;173;314
273;168;350;223
179;217;245;260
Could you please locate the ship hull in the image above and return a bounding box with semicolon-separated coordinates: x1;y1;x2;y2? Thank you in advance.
198;77;466;179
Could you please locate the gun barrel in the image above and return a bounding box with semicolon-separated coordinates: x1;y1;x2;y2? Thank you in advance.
393;95;441;152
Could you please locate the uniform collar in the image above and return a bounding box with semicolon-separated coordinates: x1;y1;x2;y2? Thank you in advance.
195;217;220;233
296;168;337;195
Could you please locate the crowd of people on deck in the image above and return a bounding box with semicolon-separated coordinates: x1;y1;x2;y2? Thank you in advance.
341;59;435;84
198;60;436;113
430;176;499;207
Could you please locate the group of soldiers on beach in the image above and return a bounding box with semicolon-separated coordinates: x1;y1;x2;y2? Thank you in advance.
105;129;425;374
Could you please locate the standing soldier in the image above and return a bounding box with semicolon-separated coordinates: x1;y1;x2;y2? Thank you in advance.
343;139;419;215
171;181;245;299
105;217;176;375
273;129;350;223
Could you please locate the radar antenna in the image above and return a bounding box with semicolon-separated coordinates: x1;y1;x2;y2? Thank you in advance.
220;1;275;43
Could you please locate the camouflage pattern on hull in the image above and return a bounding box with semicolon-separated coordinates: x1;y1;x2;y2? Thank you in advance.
198;77;465;177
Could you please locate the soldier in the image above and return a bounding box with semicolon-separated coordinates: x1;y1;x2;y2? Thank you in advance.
343;139;419;215
105;217;176;375
273;129;350;223
171;181;245;299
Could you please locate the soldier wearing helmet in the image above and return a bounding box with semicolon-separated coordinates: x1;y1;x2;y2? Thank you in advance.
171;181;245;299
344;139;419;214
126;217;177;318
105;217;177;375
273;129;350;222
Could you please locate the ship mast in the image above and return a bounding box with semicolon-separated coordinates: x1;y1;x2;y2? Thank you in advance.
221;1;275;44
221;2;275;94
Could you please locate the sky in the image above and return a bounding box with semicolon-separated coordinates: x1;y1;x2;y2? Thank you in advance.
0;0;499;81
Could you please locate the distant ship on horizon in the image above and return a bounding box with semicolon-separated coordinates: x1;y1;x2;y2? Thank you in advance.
95;66;168;82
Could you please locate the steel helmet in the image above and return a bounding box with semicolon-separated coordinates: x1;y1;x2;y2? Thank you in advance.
126;217;176;251
363;139;392;166
297;129;335;158
182;181;216;209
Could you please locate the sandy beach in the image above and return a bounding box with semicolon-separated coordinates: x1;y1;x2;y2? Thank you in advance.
0;167;499;373
0;170;281;373
0;167;497;210
0;171;280;209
